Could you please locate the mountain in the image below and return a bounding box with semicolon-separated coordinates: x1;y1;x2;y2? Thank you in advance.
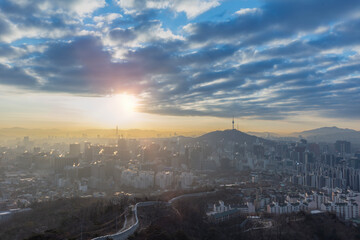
245;127;360;144
195;129;274;146
246;131;281;140
291;127;360;144
295;126;357;136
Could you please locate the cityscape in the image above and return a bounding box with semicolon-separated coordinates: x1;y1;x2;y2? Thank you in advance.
1;0;360;239
1;124;360;239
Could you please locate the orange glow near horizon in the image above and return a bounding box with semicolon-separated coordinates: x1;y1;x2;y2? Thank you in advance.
0;90;359;134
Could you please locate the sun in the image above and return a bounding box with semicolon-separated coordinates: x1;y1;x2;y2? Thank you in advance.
114;93;138;114
83;93;140;127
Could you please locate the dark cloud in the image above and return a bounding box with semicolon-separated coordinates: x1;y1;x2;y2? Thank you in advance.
32;36;145;94
0;63;38;87
0;18;11;37
309;19;360;49
189;0;360;45
0;44;18;57
179;44;238;65
109;12;161;44
109;28;137;43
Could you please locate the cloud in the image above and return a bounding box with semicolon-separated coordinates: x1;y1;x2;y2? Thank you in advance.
94;13;123;26
0;63;38;87
0;0;105;17
107;19;183;47
0;0;360;122
235;8;260;16
30;36;146;94
115;0;220;18
189;0;360;44
0;0;105;42
109;28;137;43
0;44;23;59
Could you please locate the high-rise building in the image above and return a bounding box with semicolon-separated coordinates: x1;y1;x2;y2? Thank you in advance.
117;138;127;151
349;157;360;169
23;136;30;147
84;142;92;162
69;143;81;158
335;140;351;155
190;146;203;170
321;154;336;166
253;139;264;159
54;157;78;173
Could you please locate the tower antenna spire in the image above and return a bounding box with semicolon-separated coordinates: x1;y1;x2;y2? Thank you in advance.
232;116;235;130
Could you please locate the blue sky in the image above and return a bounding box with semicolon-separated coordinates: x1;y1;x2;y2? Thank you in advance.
0;0;359;132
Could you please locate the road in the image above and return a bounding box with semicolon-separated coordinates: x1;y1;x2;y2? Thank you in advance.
92;190;218;240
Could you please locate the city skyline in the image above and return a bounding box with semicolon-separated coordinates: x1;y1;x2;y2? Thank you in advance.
1;0;360;132
2;1;360;238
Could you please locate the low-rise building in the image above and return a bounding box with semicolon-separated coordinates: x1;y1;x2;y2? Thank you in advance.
267;201;309;214
320;201;359;220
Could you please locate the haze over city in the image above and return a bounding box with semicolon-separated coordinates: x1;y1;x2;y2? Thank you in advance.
1;1;360;240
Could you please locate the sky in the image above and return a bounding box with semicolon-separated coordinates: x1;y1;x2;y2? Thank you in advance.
0;0;360;133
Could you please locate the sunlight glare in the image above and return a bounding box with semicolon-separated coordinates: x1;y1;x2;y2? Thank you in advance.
114;93;137;114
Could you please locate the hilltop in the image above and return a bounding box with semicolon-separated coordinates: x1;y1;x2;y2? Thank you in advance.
195;129;275;146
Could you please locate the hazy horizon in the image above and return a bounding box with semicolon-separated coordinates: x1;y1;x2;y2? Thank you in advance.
0;125;359;139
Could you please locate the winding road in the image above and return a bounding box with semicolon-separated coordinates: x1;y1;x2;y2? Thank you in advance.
92;190;217;240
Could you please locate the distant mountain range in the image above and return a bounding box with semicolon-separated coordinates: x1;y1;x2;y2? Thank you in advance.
247;131;282;139
248;127;360;144
1;126;359;145
293;126;358;136
195;129;275;146
0;127;205;139
292;127;360;144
